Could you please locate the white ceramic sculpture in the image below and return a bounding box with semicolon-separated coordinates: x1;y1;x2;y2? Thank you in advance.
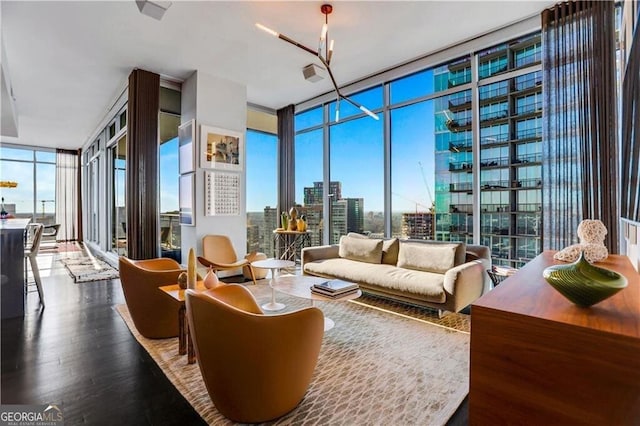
554;219;609;263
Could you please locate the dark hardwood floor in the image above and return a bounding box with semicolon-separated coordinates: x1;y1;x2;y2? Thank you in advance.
1;248;468;425
1;249;204;425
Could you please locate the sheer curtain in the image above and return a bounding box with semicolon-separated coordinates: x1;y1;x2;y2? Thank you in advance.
55;149;80;241
621;14;640;221
541;0;618;252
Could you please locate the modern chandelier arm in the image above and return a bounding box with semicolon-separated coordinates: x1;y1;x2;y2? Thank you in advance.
255;23;319;56
256;4;379;122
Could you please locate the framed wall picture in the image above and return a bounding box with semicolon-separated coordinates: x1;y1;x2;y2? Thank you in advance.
178;119;196;174
204;171;240;216
179;173;195;226
200;125;243;171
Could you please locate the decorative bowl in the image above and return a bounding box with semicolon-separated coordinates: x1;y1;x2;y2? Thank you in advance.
543;251;627;307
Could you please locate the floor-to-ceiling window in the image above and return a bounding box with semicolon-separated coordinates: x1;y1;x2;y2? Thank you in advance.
294;31;543;267
245;129;278;256
0;145;56;223
329;87;384;242
110;134;127;256
159;86;182;262
295;107;325;246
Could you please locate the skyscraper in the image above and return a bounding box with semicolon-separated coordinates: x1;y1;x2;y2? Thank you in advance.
401;212;434;239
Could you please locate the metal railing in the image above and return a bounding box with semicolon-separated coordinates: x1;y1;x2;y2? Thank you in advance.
512;178;542;188
481;180;510;189
480;109;509;121
516;203;542;212
481;204;510;212
513;153;542;164
516;128;542;140
449;161;473;171
450;204;473;213
480;157;510;167
450;182;473;192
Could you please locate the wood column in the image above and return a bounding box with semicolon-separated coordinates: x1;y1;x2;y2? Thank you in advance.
127;69;159;260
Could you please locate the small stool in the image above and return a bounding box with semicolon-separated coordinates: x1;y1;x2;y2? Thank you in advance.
244;252;268;280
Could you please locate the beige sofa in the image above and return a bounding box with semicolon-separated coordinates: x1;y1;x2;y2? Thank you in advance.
301;235;491;313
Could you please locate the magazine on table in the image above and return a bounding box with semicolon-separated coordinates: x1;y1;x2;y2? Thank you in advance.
310;286;360;298
312;279;359;294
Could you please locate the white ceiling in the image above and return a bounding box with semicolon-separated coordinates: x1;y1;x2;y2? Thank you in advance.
0;1;553;150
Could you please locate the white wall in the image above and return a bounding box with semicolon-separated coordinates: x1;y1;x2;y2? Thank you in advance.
180;70;248;271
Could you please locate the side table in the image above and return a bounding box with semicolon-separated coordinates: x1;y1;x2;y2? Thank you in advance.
251;258;295;312
159;281;206;364
273;230;311;263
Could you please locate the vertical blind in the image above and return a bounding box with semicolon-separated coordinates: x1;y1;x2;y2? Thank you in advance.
277;104;295;216
541;0;619;252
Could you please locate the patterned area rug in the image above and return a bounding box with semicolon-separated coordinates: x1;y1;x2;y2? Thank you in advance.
116;284;470;425
60;256;119;283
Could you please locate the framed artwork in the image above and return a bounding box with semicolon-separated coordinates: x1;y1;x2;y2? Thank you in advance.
204;171;240;216
179;173;195;226
178;119;196;174
200;125;243;171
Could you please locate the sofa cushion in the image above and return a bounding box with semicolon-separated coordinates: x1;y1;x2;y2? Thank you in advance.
382;238;399;265
338;236;383;264
347;233;398;265
397;242;460;274
304;258;445;303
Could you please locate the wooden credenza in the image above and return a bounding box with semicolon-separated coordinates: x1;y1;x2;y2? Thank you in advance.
470;251;640;425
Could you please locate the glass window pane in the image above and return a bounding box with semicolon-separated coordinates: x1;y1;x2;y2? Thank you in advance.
159;133;181;262
36;150;56;163
390;100;435;238
328;86;383;122
112;135;126;256
330;116;383;242
295;107;323;131
0;160;34;217
0;146;33;161
246;130;278;257
295;129;324;246
35;163;56;223
390;69;434;105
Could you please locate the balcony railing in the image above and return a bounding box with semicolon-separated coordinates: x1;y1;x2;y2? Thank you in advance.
481;204;510;213
513;153;543;164
516;203;542;212
515;52;542;68
512;178;542;189
516;128;542;140
481;180;510;190
480;157;510;167
449;140;472;152
514;76;542;91
515;227;539;236
480;109;509;121
448;75;471;87
450;204;473;213
479;87;509;100
481;227;510;235
448;94;472;108
515;103;542;115
449;161;473;171
481;133;510;145
450;182;473;192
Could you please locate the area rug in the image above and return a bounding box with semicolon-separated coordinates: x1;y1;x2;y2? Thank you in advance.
116;285;470;425
60;256;119;283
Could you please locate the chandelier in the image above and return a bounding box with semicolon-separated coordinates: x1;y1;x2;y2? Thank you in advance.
256;4;379;122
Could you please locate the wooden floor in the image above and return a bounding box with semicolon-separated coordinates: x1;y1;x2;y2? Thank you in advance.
1;247;468;425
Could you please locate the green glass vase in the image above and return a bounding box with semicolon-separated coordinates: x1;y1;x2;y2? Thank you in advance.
543;251;627;307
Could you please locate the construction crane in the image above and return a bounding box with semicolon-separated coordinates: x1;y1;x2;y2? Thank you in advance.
418;161;435;212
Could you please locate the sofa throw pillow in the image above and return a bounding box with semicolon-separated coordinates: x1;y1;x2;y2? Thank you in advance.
382;238;399;265
397;242;460;274
338;236;383;264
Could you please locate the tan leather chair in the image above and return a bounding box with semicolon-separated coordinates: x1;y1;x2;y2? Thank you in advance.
118;257;184;339
197;235;258;284
186;285;324;423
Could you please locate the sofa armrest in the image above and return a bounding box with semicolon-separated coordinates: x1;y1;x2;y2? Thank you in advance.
301;245;339;271
443;260;485;312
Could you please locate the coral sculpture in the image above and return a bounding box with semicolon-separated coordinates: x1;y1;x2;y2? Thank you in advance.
554;219;609;263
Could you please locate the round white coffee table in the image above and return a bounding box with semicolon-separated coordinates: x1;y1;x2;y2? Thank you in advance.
251;258;295;311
